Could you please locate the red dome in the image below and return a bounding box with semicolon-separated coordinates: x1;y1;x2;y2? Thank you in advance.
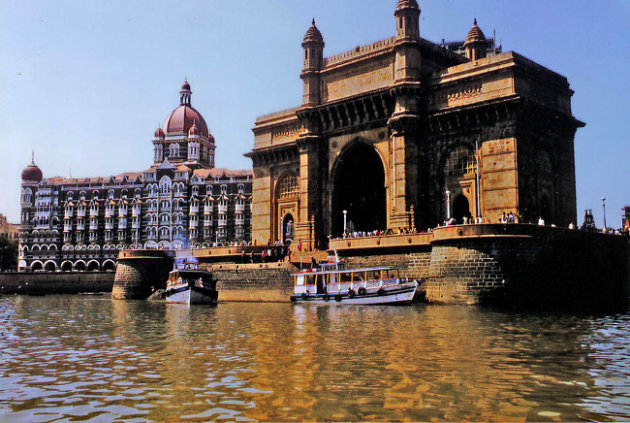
22;163;43;183
163;105;210;138
154;127;165;138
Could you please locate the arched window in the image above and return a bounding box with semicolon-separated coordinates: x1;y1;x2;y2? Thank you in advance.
192;186;199;196
444;146;475;177
276;174;298;199
159;176;172;195
169;143;180;158
22;188;32;203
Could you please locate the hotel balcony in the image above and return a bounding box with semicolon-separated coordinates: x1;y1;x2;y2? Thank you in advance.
235;216;245;226
189;220;198;229
77;210;86;218
132;221;141;229
203;219;213;227
217;219;227;228
64;224;72;232
105;209;113;218
89;222;98;230
190;206;199;214
76;223;85;231
105;222;114;230
218;205;227;214
235;204;245;213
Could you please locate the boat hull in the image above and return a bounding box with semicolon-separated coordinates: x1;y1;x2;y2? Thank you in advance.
291;281;417;305
165;284;218;305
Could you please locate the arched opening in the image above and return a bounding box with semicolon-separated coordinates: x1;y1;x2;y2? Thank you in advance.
31;261;43;272
44;261;57;272
282;214;294;245
103;260;116;272
87;261;100;272
74;261;86;272
540;194;551;225
332;142;386;237
61;261;73;272
452;195;471;223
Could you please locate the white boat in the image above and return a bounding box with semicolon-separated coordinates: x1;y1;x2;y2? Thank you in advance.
164;268;218;305
290;262;418;305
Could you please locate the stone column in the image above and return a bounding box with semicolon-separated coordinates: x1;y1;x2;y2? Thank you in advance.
388;109;421;230
294;134;320;250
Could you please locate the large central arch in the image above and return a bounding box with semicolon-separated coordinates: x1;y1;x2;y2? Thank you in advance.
331;142;386;237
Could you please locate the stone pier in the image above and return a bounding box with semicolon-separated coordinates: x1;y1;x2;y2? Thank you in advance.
112;250;173;300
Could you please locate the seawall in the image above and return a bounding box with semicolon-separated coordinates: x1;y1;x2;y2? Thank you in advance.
0;272;114;295
332;224;630;309
209;262;298;302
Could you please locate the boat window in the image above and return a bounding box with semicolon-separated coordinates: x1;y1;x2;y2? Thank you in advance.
329;274;337;283
339;273;353;282
384;269;396;279
305;275;316;285
371;270;380;280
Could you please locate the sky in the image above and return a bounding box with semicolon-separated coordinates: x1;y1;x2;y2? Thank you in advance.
1;0;629;227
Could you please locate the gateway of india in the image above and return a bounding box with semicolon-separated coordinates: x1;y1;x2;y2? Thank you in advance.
249;0;583;249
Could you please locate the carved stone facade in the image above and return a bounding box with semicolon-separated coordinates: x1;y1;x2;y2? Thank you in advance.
248;1;583;248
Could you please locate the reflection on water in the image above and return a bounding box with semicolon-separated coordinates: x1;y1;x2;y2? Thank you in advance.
0;296;629;422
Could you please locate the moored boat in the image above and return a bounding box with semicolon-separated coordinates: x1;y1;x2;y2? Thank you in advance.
164;267;218;305
290;262;418;305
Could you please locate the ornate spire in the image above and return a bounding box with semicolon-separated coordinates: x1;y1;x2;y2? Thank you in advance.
31;149;35;164
179;79;192;106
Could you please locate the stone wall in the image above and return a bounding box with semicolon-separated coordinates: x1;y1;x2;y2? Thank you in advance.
0;272;114;295
209;262;298;302
112;250;173;300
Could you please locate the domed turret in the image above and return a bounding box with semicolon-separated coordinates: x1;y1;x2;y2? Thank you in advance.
188;121;200;137
21;152;43;184
396;0;419;12
301;19;325;106
154;127;165;139
395;0;420;39
303;19;324;45
464;19;488;60
163;81;211;138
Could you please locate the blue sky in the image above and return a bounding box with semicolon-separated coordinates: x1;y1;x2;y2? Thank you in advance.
1;0;629;227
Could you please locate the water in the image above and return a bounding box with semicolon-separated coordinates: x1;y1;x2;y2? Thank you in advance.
0;296;629;422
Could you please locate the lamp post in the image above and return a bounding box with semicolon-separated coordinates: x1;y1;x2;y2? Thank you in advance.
602;197;607;229
343;210;348;233
445;190;451;220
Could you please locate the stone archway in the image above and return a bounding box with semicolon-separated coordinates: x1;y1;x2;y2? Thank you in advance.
282;213;295;245
332;142;386;237
44;261;57;272
61;261;73;272
87;260;100;272
452;194;471;223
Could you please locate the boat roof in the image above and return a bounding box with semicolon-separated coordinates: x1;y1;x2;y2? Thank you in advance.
292;265;401;277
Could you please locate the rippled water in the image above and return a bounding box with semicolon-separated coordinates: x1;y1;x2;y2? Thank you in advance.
0;296;629;422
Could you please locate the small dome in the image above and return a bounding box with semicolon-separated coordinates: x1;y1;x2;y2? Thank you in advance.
181;80;191;91
154;128;165;138
188;122;200;137
22;163;43;183
396;0;419;11
464;19;487;45
303;19;324;44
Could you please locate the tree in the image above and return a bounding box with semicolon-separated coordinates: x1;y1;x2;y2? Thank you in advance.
0;236;18;271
